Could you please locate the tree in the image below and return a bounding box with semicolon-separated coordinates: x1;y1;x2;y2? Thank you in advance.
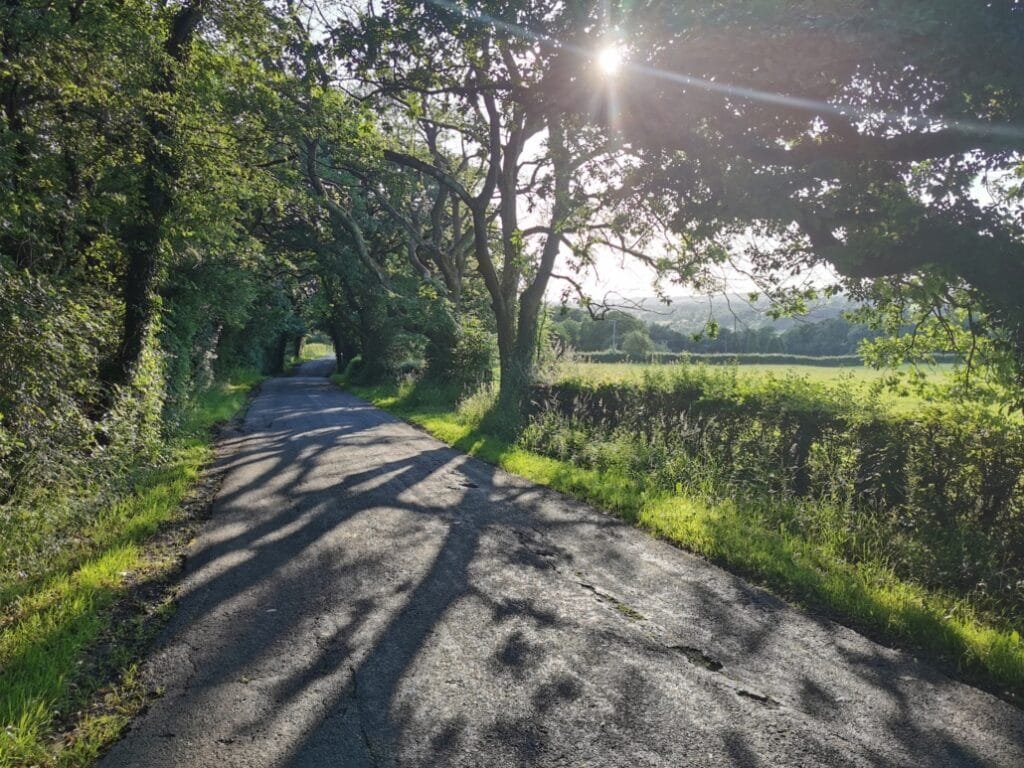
341;0;663;416
106;0;209;393
621;329;653;360
0;0;315;496
548;0;1024;391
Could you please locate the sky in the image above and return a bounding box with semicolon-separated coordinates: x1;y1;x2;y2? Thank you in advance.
545;246;837;306
547;249;662;302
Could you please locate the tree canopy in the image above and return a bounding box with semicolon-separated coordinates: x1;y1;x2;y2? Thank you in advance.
2;0;1022;494
553;0;1024;385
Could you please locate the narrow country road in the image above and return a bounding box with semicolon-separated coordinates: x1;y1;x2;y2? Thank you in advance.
101;360;1024;767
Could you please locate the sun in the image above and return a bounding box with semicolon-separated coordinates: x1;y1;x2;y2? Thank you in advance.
597;44;625;76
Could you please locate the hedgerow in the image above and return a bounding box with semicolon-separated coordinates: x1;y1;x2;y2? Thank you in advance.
525;366;1024;622
575;351;961;366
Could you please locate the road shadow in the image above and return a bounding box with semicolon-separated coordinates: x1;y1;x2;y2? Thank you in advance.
101;366;1024;767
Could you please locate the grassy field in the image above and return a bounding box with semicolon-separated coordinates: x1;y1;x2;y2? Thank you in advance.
556;359;954;389
552;361;973;416
343;374;1024;704
0;373;260;767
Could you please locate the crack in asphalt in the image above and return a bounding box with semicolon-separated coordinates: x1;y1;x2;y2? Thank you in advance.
670;645;725;672
578;581;647;621
736;688;782;709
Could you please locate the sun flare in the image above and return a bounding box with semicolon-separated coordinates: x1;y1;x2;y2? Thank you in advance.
597;44;625;76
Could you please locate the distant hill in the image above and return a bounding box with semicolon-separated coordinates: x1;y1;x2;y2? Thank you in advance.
617;294;858;333
547;294;875;357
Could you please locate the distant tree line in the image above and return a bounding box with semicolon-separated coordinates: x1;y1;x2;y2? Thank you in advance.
549;309;880;358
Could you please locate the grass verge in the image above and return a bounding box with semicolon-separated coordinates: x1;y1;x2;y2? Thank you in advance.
344;379;1024;706
0;372;260;767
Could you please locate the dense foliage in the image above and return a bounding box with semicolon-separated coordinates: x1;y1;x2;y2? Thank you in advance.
527;369;1024;621
2;0;1023;754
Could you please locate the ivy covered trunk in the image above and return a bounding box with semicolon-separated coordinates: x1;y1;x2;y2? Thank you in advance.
105;1;205;397
496;337;534;422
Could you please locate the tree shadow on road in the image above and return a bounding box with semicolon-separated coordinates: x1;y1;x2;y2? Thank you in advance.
101;376;1024;768
103;377;632;766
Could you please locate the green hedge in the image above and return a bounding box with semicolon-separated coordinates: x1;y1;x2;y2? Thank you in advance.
526;369;1024;618
575;351;960;366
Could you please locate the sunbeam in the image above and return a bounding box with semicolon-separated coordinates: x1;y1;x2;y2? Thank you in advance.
423;0;1024;141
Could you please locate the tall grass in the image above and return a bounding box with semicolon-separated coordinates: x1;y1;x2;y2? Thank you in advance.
533;365;1024;620
0;372;259;768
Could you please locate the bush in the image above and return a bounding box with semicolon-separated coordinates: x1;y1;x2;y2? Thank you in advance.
526;366;1024;620
338;354;364;384
0;270;176;601
456;383;498;426
424;317;494;395
0;271;167;501
398;358;424;377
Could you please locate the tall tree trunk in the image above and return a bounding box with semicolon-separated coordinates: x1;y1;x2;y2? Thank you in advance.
270;332;289;374
104;1;205;394
494;303;520;414
495;111;570;419
328;323;352;371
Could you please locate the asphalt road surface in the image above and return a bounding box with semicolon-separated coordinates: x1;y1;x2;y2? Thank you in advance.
101;359;1024;767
